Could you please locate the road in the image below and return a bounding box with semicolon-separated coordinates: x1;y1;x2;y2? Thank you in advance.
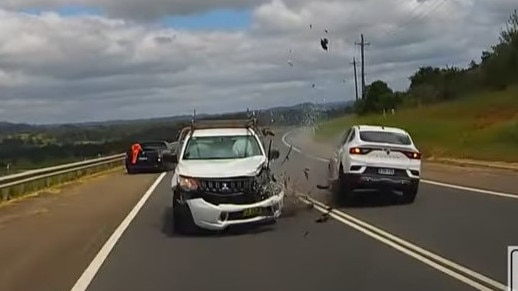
0;169;161;291
63;128;518;291
1;128;516;291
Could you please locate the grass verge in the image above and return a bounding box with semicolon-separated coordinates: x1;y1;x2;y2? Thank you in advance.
315;87;518;162
0;160;124;203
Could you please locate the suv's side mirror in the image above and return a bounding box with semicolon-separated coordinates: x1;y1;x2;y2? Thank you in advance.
269;149;280;160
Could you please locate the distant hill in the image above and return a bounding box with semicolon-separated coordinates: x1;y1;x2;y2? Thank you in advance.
0;122;37;134
0;100;355;133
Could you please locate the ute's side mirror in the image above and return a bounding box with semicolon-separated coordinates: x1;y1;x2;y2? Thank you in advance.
269;149;280;160
163;153;178;163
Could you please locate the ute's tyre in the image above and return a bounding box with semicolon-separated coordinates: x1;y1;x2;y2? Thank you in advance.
172;193;199;235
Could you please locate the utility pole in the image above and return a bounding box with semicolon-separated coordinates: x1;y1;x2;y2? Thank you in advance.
350;57;359;101
355;34;370;99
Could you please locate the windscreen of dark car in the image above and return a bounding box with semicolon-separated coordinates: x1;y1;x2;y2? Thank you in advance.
359;131;412;145
140;142;167;151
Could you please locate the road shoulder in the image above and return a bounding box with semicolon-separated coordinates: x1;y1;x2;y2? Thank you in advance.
0;169;161;291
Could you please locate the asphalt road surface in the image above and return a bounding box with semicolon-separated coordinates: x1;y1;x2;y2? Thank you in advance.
64;128;518;291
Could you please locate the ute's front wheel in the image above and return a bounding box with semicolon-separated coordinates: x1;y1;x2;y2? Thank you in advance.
172;194;199;235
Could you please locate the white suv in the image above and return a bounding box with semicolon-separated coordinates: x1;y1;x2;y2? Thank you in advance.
327;125;421;204
170;119;284;234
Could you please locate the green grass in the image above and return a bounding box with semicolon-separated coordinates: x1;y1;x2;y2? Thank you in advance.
315;87;518;162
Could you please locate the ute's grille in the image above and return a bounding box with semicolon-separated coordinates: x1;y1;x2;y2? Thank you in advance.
364;167;409;177
197;177;270;205
198;177;254;194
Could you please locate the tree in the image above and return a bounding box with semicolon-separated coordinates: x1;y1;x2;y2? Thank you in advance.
355;80;396;115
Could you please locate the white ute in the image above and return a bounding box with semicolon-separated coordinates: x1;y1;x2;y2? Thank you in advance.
170;118;284;234
327;125;421;204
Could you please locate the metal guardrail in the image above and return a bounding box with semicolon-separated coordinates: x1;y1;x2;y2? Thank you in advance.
0;153;126;202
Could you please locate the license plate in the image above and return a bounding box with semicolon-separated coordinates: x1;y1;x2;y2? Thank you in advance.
138;157;148;161
242;207;263;217
378;168;395;175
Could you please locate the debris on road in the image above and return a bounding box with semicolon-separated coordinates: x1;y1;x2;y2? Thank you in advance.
316;184;330;190
303;167;310;180
315;206;332;223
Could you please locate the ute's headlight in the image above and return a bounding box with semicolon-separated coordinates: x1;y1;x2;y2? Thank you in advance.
179;176;199;191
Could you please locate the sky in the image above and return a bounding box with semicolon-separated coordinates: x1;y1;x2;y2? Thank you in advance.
0;0;516;124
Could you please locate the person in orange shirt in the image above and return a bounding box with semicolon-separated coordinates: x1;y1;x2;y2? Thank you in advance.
131;143;143;164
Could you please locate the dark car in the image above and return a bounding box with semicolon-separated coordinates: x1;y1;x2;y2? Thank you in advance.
125;141;176;174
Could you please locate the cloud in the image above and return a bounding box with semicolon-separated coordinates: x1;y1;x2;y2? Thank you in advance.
1;0;266;20
0;0;516;124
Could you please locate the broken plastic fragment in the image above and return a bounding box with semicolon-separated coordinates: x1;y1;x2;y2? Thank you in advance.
315;213;330;223
320;38;329;51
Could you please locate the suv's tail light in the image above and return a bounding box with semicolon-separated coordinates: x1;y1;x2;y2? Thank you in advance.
349;147;372;155
402;151;421;159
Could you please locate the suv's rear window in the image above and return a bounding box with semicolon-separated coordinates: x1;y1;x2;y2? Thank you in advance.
359;131;412;145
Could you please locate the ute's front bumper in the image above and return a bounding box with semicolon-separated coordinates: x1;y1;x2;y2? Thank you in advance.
185;191;285;231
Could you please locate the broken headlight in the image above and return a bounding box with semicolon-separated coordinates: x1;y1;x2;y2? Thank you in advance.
178;176;199;191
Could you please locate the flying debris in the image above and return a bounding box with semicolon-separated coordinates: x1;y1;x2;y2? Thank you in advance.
320;38;329;51
324;29;329;33
281;145;293;165
311;83;316;88
309;24;312;29
287;49;294;67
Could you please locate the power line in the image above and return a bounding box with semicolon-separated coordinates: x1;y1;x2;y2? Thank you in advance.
380;0;449;37
355;34;370;99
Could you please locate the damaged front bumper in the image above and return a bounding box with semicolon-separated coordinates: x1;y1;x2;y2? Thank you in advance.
185;190;285;231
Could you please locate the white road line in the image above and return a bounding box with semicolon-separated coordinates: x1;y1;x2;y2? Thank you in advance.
295;194;503;291
70;172;167;291
281;129;518;199
297;193;506;290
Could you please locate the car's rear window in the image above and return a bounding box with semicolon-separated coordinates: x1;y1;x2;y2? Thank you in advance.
140;142;166;150
359;131;412;145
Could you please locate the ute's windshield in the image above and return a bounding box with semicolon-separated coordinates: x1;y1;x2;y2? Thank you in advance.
359;131;412;145
182;135;262;160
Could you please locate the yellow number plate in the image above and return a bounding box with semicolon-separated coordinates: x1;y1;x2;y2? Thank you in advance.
242;207;263;217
